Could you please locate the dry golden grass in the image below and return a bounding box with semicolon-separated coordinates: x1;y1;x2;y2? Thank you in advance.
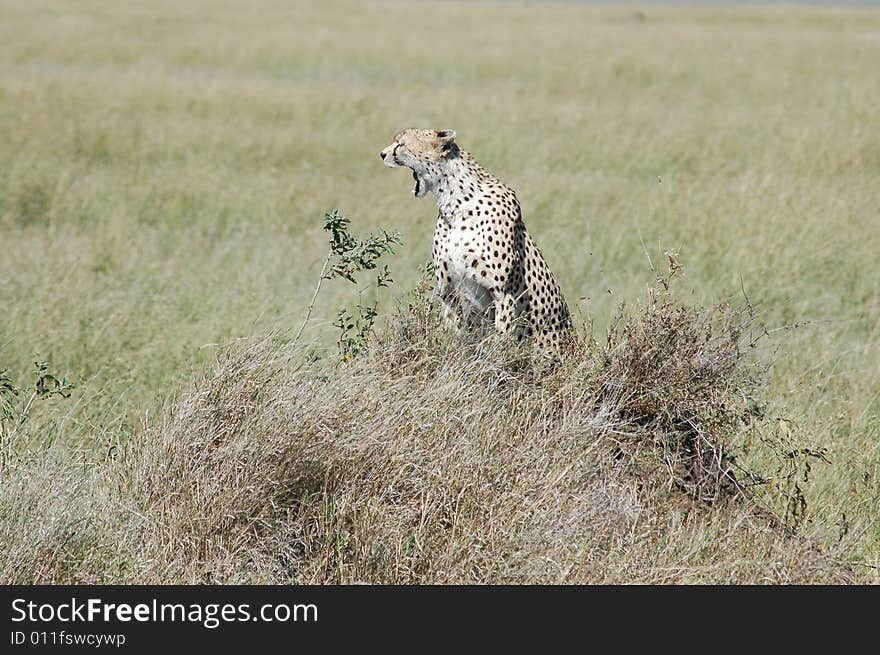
0;284;857;583
0;0;878;582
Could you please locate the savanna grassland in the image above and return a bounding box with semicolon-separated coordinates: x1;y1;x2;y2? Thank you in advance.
0;0;878;583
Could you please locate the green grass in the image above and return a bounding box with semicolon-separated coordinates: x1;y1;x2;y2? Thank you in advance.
1;0;878;581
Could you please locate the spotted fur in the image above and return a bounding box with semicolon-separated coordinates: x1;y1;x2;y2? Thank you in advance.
381;128;572;350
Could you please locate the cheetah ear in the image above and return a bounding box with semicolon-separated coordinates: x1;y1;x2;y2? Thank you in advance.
436;129;457;143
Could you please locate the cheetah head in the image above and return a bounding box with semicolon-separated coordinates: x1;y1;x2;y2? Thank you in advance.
380;128;458;198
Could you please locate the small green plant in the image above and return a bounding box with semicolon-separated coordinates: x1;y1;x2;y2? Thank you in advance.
0;360;73;473
333;303;379;361
295;209;401;361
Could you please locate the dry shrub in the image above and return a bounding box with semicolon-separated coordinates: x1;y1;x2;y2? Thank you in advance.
600;286;757;502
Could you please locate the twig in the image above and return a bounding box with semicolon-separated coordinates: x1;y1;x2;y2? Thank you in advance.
8;389;38;444
638;231;656;276
294;254;331;343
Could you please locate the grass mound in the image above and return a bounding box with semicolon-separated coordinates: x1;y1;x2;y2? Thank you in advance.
0;286;853;583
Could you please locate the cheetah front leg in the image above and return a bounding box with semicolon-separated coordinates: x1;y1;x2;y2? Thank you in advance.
435;270;464;333
440;294;464;333
493;292;517;337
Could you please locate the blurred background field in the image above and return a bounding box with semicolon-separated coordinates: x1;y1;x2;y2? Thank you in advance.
0;0;878;579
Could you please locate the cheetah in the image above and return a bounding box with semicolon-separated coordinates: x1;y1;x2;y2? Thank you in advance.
380;128;572;351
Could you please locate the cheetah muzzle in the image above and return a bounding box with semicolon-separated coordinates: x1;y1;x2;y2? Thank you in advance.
381;140;430;197
380;128;573;352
